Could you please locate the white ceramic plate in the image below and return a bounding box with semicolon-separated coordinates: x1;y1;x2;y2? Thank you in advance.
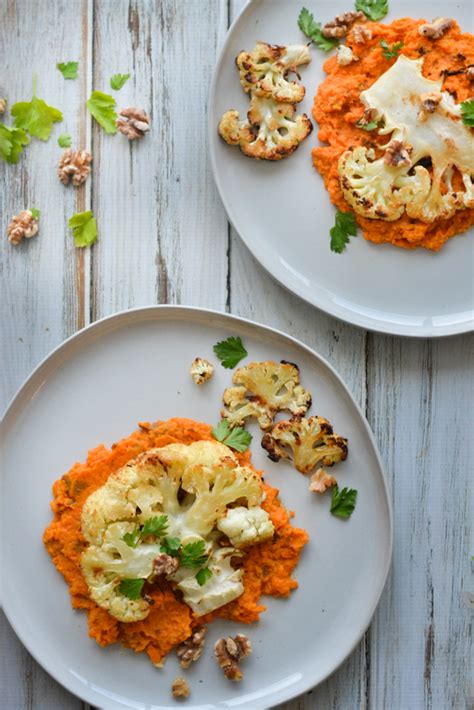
209;0;474;337
1;306;392;709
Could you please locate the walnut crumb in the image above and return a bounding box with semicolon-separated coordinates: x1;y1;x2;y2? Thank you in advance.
418;91;442;121
171;676;189;699
352;24;372;44
322;11;365;39
189;357;214;385
177;626;207;668
7;210;39;245
214;634;252;681
116;107;150;140
418;17;453;39
0;98;6;114
383;140;412;167
467;67;474;82
58;149;92;187
153;553;179;576
309;468;337;494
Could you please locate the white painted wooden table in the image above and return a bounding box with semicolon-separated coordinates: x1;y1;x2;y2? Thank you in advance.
1;1;472;708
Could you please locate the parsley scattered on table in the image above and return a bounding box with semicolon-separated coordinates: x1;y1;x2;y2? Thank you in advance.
380;39;403;60
212;419;252;453
160;536;182;557
58;133;72;148
57;61;79;79
119;578;145;600
330;210;358;254
213;335;247;368
86;90;117;134
110;73;130;91
30;208;40;219
330;485;358;518
355;0;388;22
0;124;29;163
460;99;474;127
68;210;98;248
11;77;63;141
180;541;209;569
196;567;213;586
298;7;339;51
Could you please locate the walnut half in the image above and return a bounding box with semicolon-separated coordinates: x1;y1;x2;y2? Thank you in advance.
383;140;412;167
214;634;252;681
152;553;179;576
58;149;92;187
7;210;39;245
322;11;365;39
418;17;453;39
116;107;150;140
176;626;207;669
171;676;190;699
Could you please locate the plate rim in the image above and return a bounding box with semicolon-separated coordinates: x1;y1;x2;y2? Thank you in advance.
1;304;393;709
207;0;474;338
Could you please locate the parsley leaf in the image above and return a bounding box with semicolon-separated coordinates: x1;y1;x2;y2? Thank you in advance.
461;99;474;127
160;536;181;557
380;39;403;60
330;210;358;254
58;133;72;148
212;419;252;453
330;485;358;518
356;119;378;131
30;208;40;220
11;78;63;141
141;515;168;539
298;7;339;51
86;90;117;134
196;567;213;586
180;541;208;569
122;528;141;548
213;336;247;368
57;61;79;79
0;124;29;163
355;0;388;21
119;578;145;600
110;73;130;91
68;210;98;248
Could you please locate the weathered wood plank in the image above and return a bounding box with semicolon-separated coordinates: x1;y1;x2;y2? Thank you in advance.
91;0;229;319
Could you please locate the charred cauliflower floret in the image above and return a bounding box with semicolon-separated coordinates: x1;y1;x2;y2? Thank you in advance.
236;42;311;103
81;440;271;621
339;55;474;223
190;357;214;385
221;360;312;431
261;416;348;474
219;96;312;161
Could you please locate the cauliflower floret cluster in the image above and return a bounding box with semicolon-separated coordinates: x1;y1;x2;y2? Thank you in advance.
261;415;348;475
339;55;474;223
217;506;275;548
221;360;312;431
219;41;312;160
80;440;274;622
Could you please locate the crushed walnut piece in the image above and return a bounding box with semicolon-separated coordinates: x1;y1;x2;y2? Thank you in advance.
0;98;6;114
116;107;150;140
58;149;92;187
418;17;453;39
309;468;337;494
153;553;179;576
322;11;365;39
189;357;214;385
176;626;207;669
171;676;190;700
352;24;372;44
337;45;358;66
383;140;412;167
214;634;252;681
418;91;442;121
467;67;474;82
7;210;39;245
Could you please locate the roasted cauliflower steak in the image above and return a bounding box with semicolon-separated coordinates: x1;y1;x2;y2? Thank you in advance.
221;360;312;431
339;55;474;222
236;42;311;103
80;440;274;621
261;415;348;474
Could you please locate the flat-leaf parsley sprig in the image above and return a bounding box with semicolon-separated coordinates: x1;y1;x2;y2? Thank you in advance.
213;335;247;369
355;0;388;22
330;485;358;518
298;7;339;52
460;99;474;127
380;39;403;60
330;210;358;254
212;419;252;453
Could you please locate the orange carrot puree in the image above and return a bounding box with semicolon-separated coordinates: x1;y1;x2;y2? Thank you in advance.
43;418;308;666
312;18;474;251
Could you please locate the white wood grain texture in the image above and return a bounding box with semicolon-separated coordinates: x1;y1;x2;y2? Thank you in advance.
91;0;229;319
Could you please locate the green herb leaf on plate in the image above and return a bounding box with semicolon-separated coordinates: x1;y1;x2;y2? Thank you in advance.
460;99;474;127
110;73;130;91
213;336;247;369
212;419;252;453
380;39;403;60
57;61;79;79
86;90;117;134
356;119;379;131
298;7;339;51
180;541;208;568
160;536;182;557
68;210;98;248
330;485;358;518
122;528;141;548
330;210;358;254
141;514;169;539
355;0;388;22
196;567;213;586
119;578;145;600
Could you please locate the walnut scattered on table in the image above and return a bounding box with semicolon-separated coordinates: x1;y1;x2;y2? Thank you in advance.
58;149;92;186
116;107;150;140
7;210;39;245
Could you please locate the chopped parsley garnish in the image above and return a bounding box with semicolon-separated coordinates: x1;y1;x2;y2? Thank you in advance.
58;133;72;148
460;99;474;127
119;578;145;600
110;73;130;91
213;335;247;369
122;528;141;548
330;485;358;518
57;61;79;79
0;124;29;163
356;118;379;131
196;567;213;586
86;90;117;134
160;536;182;557
298;7;339;51
212;419;252;453
380;39;403;60
11;76;63;141
68;210;98;248
122;515;169;548
180;541;209;568
355;0;388;22
330;210;358;254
